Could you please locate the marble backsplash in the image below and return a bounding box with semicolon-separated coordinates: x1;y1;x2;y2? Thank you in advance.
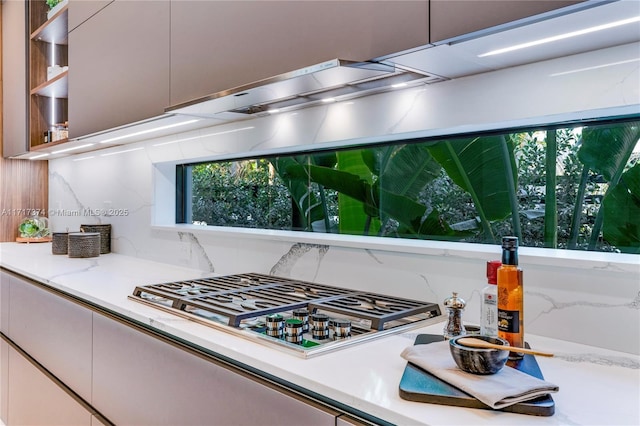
48;44;640;355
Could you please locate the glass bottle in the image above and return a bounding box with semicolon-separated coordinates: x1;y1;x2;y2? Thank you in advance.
481;260;501;336
497;236;524;359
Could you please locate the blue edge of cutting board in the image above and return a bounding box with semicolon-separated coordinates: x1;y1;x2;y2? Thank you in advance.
398;334;555;416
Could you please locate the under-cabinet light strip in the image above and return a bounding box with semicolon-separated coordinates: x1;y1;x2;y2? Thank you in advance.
478;16;640;57
29;153;50;160
99;119;200;144
550;57;640;76
51;143;94;154
72;156;95;162
152;126;255;147
100;147;144;157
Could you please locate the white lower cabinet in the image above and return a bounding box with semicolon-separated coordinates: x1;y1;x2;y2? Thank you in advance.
92;313;338;425
6;343;92;425
6;270;93;402
0;270;353;426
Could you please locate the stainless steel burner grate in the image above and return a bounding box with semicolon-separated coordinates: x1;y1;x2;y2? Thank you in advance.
130;272;442;357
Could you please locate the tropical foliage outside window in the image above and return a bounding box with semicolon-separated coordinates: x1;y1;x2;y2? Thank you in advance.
183;119;640;254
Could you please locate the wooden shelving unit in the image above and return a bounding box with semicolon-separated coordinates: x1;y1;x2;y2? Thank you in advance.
28;0;69;150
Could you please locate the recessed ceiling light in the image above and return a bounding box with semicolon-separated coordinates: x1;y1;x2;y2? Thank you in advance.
478;16;640;57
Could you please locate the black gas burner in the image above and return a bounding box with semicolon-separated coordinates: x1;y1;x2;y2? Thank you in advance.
130;273;442;357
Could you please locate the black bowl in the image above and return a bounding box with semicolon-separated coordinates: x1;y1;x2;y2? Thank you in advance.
449;335;510;375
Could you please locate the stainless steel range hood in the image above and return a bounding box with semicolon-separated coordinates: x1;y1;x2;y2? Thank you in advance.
166;59;445;119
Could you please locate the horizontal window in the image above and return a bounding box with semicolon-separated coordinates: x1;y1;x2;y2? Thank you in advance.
177;118;640;254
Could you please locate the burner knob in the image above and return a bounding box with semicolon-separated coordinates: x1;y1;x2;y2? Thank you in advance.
265;314;284;338
311;313;330;340
292;309;309;332
331;318;351;339
284;318;304;345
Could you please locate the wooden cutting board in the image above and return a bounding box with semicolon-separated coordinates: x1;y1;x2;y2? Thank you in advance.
399;334;555;416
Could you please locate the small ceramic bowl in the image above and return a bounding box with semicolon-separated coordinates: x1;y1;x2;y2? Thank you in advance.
449;335;510;375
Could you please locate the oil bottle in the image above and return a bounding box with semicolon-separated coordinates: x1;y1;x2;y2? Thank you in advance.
497;236;524;359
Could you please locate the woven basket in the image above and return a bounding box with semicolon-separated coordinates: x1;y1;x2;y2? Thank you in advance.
51;232;69;255
80;224;111;254
68;232;100;258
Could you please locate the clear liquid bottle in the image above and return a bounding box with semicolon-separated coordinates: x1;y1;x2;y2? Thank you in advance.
481;260;501;336
497;236;524;359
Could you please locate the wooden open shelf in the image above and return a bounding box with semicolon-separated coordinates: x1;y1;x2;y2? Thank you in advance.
28;0;70;153
30;70;68;98
30;3;68;44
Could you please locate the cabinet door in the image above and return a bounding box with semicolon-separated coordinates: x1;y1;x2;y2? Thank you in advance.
430;0;583;43
2;0;29;157
7;342;92;425
68;0;113;32
93;313;338;425
170;1;429;105
0;270;9;334
7;273;93;402
68;0;170;138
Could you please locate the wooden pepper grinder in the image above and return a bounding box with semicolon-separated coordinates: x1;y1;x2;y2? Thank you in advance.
443;292;467;339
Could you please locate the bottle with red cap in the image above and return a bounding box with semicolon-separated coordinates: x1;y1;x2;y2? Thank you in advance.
481;260;501;336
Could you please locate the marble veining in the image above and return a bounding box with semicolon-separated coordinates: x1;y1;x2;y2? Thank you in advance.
555;352;639;369
269;242;329;278
178;232;214;272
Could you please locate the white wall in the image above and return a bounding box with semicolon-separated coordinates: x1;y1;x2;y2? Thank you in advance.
49;43;640;354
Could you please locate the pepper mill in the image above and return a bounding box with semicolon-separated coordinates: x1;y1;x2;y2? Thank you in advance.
443;292;467;339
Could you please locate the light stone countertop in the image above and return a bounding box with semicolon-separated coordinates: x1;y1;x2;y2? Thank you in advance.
1;242;638;426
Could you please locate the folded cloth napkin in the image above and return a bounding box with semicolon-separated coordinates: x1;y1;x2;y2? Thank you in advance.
400;341;559;409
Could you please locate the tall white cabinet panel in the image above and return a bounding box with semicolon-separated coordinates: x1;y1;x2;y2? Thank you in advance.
7;273;93;402
92;313;338;425
7;343;92;425
169;1;429;105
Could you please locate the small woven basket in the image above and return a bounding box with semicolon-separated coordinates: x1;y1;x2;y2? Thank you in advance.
80;224;111;254
51;232;69;255
68;232;100;258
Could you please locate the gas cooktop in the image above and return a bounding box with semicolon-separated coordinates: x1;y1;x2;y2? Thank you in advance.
129;273;442;358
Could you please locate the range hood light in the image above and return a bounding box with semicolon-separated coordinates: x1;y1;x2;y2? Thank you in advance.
478;15;640;57
99;119;200;144
322;97;336;103
51;143;94;154
392;82;408;88
268;108;280;114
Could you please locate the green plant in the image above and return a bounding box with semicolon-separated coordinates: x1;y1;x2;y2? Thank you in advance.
46;0;61;10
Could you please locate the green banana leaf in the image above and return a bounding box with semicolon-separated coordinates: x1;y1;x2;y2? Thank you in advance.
603;163;640;254
270;156;325;230
426;136;518;241
579;123;640;181
281;163;428;235
362;144;441;199
336;150;381;235
578;122;640;249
